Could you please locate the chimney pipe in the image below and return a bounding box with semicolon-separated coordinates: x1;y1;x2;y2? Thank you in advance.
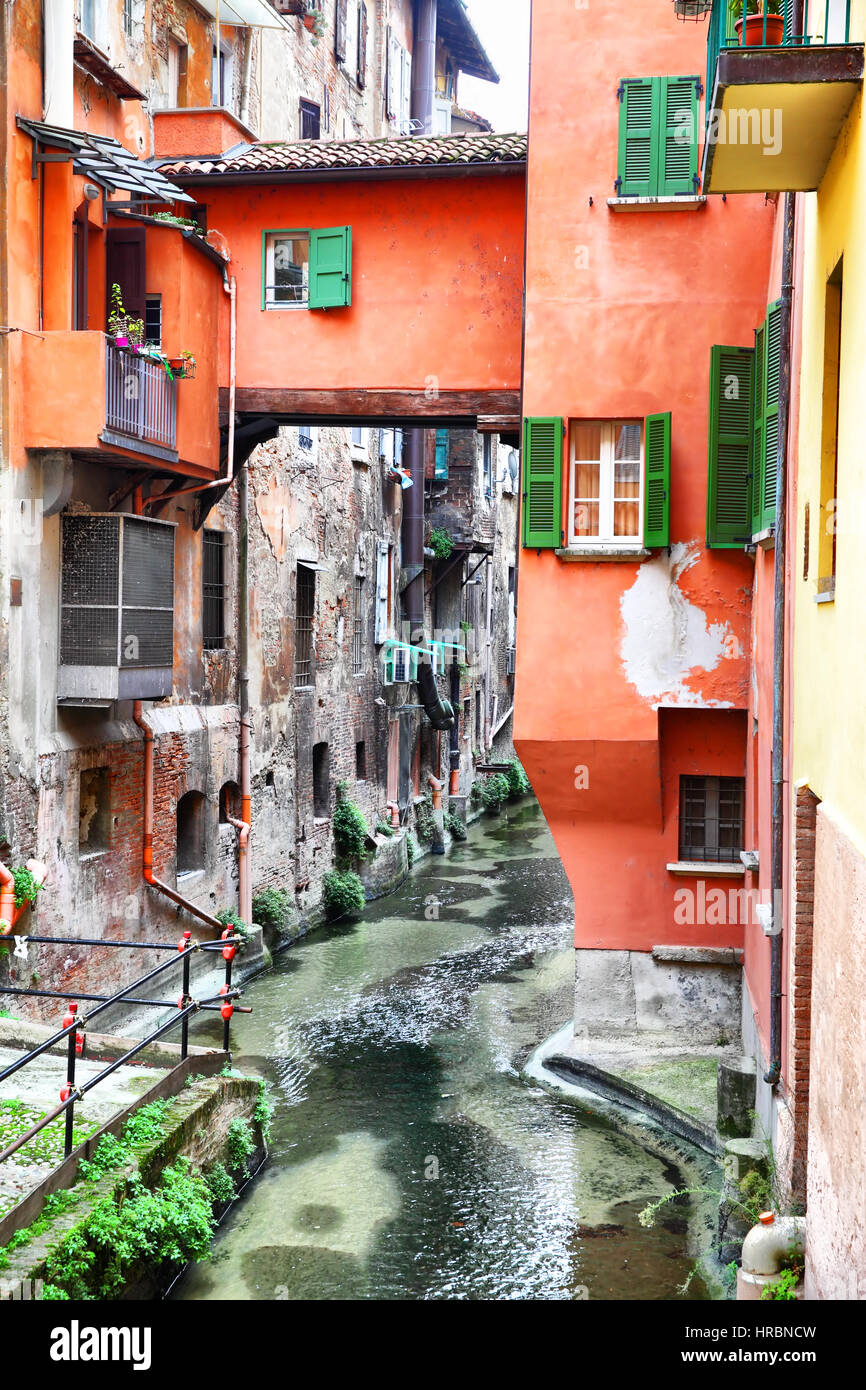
411;0;438;137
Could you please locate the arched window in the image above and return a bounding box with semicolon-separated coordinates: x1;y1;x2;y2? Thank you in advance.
176;790;206;875
219;780;241;825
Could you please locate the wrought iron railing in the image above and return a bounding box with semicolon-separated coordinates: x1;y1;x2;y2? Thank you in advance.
105;340;177;450
707;0;852;101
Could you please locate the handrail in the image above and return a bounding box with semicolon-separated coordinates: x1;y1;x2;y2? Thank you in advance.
0;930;248;1162
707;0;852;107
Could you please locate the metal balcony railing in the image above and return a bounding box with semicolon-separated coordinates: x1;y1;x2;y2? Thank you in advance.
105;340;177;451
707;0;852;102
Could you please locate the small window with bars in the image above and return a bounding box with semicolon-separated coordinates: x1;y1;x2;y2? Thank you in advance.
299;423;314;450
295;563;316;687
678;776;745;864
353;576;364;673
202;530;226;651
145;295;162;348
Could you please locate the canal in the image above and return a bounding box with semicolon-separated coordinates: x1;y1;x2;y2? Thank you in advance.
175;801;707;1301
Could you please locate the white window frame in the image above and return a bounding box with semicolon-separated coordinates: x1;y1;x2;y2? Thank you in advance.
374;540;392;645
264;231;310;310
568;419;644;549
350;426;368;462
400;48;412;135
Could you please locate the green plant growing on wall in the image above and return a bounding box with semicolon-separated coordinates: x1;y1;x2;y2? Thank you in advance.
429;526;455;560
216;907;250;951
151;211;204;235
333;783;370;863
480;774;510;813
375;820;394;839
406;833;419;867
761;1266;800;1300
251;887;296;940
445;810;467;841
11;867;43;909
414;794;436;844
253;1079;274;1144
322;869;365;921
506;758;530;798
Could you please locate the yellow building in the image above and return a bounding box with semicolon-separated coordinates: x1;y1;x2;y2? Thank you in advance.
792;0;866;1299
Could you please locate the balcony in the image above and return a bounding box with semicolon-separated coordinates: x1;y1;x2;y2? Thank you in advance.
20;332;179;466
105;342;177;453
703;0;864;192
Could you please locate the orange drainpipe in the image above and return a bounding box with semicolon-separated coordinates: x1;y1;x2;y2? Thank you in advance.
427;773;443;810
132;700;225;933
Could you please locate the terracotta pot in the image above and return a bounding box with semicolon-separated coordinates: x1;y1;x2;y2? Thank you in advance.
166;357;184;373
735;13;785;46
303;13;316;30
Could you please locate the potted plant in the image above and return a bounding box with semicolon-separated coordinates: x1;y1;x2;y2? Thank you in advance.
729;0;785;47
304;5;325;41
108;283;144;349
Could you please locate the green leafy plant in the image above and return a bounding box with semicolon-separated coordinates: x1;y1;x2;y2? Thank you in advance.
252;887;296;940
226;1116;256;1174
406;833;419;867
445;810;467;841
11;867;43;909
429;526;455;560
333;784;370;863
375;820;394;839
414;794;436;844
216;907;251;951
505;758;530;798
480;773;510;813
322;869;365;921
205;1161;236;1206
151;211;204;235
761;1266;800;1300
253;1079;274;1145
108;282;144;347
729;0;783;16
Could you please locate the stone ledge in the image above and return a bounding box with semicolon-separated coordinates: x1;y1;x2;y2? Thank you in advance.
555;545;651;562
607;195;707;212
652;945;744;967
666;860;746;876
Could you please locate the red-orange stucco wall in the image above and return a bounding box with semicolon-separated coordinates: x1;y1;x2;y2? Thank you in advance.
516;0;776;953
199;172;525;395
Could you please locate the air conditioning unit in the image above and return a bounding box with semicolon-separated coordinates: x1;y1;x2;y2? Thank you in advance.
58;514;176;704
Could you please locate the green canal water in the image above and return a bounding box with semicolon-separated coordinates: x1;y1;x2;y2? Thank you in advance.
175;802;708;1301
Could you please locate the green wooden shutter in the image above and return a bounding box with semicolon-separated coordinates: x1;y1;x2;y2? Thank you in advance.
643;412;671;548
750;319;765;536
308;226;352;309
658;76;699;196
706;346;754;548
522;417;563;549
617;78;658;196
434;429;449;478
760;300;782;530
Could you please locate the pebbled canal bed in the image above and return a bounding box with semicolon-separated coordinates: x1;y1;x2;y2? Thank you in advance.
175;802;707;1301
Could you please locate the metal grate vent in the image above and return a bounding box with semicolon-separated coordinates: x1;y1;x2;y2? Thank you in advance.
60;514;175;672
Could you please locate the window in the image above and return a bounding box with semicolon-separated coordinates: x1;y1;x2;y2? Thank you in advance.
78;768;110;857
482;435;493;497
177;790;206;875
79;0;97;40
263;228;352;310
213;40;234;109
351;426;368;460
145;295;162;348
335;0;348;62
300;99;321;140
219;780;240;824
678;776;744;864
706;300;781;548
299;423;315;450
386;31;412;132
203;530;226;651
434;429;449;479
313;743;330;819
570;421;642;545
817;261;842;595
374;542;392;645
356;740;367;780
353;575;364;672
167;39;188;108
357;2;368;89
122;0;134;39
295;563;316;687
616;76;699;198
380;428;403;468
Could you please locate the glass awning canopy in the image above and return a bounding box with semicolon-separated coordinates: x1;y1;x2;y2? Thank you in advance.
192;0;292;27
17;118;195;203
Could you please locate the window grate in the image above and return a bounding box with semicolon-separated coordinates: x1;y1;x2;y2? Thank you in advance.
202;530;226;651
295;564;315;687
678;775;744;863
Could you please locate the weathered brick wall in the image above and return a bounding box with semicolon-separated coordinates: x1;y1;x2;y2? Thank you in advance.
781;783;818;1208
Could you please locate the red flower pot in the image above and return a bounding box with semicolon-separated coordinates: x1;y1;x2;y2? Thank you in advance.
735;13;785;46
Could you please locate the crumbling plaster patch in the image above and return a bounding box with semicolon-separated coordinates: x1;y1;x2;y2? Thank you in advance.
619;541;736;707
